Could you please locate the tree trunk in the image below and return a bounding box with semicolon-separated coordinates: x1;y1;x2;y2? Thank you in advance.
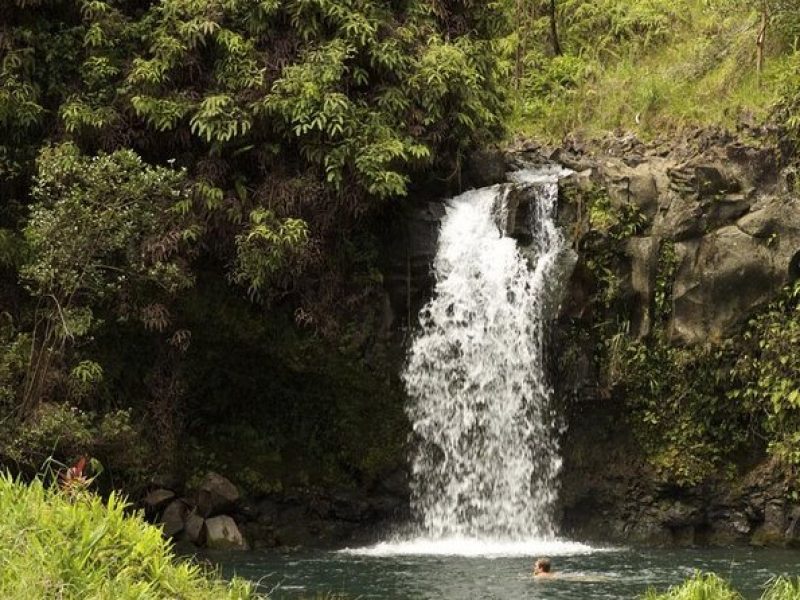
549;0;562;56
756;2;769;86
515;0;525;89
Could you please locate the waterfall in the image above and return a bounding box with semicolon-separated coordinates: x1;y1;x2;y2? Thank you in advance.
403;166;569;541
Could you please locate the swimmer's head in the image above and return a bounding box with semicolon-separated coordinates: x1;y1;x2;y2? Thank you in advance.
534;558;552;575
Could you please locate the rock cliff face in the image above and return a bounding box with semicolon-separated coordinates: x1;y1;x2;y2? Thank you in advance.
547;133;800;346
515;130;800;547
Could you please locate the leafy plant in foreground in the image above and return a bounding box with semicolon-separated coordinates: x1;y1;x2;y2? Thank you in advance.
0;473;259;599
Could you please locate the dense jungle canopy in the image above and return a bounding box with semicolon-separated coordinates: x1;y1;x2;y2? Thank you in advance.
3;0;800;497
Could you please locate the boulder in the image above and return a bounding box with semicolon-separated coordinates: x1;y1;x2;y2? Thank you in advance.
671;227;784;343
660;500;703;528
184;511;205;545
599;160;663;220
143;488;175;516
204;515;247;550
655;193;704;240
784;506;800;547
464;147;507;188
159;499;188;538
196;472;240;518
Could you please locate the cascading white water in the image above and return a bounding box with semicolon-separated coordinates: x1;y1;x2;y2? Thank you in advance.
403;167;568;542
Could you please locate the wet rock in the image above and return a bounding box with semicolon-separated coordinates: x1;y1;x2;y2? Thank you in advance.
159;499;188;538
378;468;409;498
204;515;247;550
143;488;175;516
184;511;205;545
784;506;800;547
331;492;369;522
764;501;786;533
256;499;280;524
383;201;446;328
626;236;660;338
464;147;507;188
309;496;333;519
242;522;277;549
196;472;240;518
661;501;703;528
274;521;316;547
366;495;404;518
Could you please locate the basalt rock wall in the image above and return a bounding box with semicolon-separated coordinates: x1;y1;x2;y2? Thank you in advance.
524;129;800;547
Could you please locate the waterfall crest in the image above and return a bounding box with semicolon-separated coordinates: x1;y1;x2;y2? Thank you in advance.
403;167;569;541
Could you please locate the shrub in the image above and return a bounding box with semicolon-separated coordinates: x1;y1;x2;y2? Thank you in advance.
0;474;259;599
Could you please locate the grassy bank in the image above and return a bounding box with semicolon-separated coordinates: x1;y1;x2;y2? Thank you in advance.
0;474;259;599
509;0;799;141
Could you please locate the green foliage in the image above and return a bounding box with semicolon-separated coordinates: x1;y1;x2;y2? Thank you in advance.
644;573;800;600
177;280;408;494
57;0;508;201
0;403;151;484
642;572;742;600
580;197;800;485
0;0;508;492
16;143;195;415
654;240;677;323
0;474;259;599
233;208;309;296
576;186;647;309
587;193;648;239
573;186;750;486
731;281;800;468
23;143;193;302
606;334;746;485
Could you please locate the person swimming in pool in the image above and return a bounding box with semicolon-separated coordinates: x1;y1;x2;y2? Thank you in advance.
533;558;554;578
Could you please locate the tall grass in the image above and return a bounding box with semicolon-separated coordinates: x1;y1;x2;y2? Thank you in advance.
511;0;787;141
643;572;742;600
0;473;260;599
762;577;800;600
644;572;800;600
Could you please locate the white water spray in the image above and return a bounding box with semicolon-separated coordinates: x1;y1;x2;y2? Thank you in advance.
404;167;568;542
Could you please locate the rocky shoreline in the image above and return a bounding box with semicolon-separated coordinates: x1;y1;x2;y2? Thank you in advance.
146;470;409;551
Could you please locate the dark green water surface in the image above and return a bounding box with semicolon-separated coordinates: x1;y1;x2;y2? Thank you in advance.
210;544;800;599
